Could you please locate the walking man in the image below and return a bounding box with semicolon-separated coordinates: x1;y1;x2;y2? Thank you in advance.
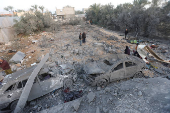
79;33;82;46
82;32;86;43
125;29;128;39
0;58;12;75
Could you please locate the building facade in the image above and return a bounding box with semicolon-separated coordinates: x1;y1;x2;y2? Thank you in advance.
56;6;75;19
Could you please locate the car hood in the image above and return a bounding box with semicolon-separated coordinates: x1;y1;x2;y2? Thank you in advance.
84;62;105;75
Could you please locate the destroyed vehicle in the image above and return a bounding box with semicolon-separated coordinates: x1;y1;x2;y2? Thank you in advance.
83;54;146;87
0;62;77;111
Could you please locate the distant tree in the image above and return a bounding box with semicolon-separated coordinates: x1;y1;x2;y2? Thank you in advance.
75;10;84;14
86;3;101;24
151;0;162;7
133;0;151;7
39;6;45;13
31;5;38;12
14;6;55;35
4;6;14;12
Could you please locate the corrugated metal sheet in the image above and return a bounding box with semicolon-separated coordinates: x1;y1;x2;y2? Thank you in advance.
0;17;19;42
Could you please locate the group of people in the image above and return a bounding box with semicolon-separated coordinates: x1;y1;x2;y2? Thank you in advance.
79;32;86;46
0;58;12;85
124;43;140;58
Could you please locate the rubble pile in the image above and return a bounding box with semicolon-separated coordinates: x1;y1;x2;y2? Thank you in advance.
0;23;170;113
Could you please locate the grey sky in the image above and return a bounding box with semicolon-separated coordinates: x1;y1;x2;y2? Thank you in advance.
0;0;135;13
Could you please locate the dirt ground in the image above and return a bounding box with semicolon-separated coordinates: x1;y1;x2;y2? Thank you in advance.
0;23;170;112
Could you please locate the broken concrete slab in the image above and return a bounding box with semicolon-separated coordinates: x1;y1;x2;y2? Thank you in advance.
96;107;100;113
39;68;49;75
9;51;26;63
14;53;49;113
87;92;96;103
72;99;81;111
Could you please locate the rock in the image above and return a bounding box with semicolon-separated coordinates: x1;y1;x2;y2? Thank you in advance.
97;87;101;91
0;71;6;76
96;107;100;113
31;63;36;66
138;91;142;96
9;51;26;63
87;92;96;103
39;68;49;75
103;107;108;113
72;99;81;111
15;63;21;67
105;87;111;92
30;101;36;106
26;50;35;54
17;67;22;71
32;40;38;44
11;64;17;71
37;106;42;111
48;62;56;68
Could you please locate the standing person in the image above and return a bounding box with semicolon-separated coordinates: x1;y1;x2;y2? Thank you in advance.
82;32;86;43
79;33;82;46
124;46;130;55
0;58;12;75
125;29;128;39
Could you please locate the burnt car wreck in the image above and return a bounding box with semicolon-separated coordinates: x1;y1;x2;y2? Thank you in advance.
83;54;146;87
0;59;77;111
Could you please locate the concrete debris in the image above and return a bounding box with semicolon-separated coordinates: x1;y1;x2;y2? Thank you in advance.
97;87;101;91
103;107;108;113
39;68;49;75
96;107;100;113
87;92;96;103
9;51;26;63
1;23;170;113
32;40;38;44
138;91;143;96
72;99;81;111
105;87;111;92
26;50;35;54
8;50;17;53
30;101;37;106
31;63;36;66
143;70;154;77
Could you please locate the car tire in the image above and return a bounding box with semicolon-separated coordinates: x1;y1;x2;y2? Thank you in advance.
10;100;18;111
63;78;73;89
134;71;144;78
97;78;108;87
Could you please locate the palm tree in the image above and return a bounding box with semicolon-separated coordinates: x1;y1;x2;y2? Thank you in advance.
89;3;101;23
31;5;38;12
39;6;45;13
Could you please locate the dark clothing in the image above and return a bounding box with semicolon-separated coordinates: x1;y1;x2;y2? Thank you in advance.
124;46;130;55
79;34;82;46
82;33;86;43
0;60;10;70
125;30;128;39
134;51;140;58
79;34;82;40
